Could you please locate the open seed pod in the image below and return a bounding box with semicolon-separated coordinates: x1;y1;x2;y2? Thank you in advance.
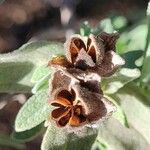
49;32;125;77
97;32;119;52
64;34;104;69
73;84;116;123
50;71;76;94
50;70;102;94
49;71;116;128
92;50;125;77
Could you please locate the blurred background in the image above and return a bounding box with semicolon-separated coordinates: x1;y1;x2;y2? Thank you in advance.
0;0;149;53
0;0;149;150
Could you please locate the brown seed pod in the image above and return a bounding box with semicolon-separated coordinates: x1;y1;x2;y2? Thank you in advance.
50;88;87;127
47;32;124;129
50;71;79;95
64;34;104;67
50;85;115;127
97;32;119;52
49;72;115;127
51;68;103;93
48;32;124;77
48;55;72;69
95;50;125;77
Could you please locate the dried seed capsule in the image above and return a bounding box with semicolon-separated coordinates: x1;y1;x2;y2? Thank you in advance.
97;32;119;52
49;72;116;127
64;34;104;68
49;33;125;77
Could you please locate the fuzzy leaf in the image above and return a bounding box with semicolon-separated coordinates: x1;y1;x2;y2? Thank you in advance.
0;41;64;93
31;66;51;83
41;124;97;150
98;82;150;149
92;139;109;150
117;83;150;143
98;117;150;150
105;95;129;127
98;83;150;150
102;68;141;94
31;67;55;94
32;75;49;94
32;73;52;94
12;123;43;142
15;91;50;132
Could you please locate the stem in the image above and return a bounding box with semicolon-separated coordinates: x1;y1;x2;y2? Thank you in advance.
140;3;150;85
143;16;150;59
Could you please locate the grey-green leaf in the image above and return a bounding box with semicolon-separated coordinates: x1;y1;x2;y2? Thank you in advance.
116;83;150;144
0;41;64;93
98;118;150;150
112;16;127;30
31;65;51;83
92;139;109;150
32;75;49;94
105;95;129;127
31;67;55;94
12;123;43;142
98;83;150;150
15;91;50;132
41;124;97;150
102;68;141;94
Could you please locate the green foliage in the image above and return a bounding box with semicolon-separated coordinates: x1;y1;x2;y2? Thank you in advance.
15;91;50;132
140;3;150;88
112;16;127;30
79;18;115;36
32;74;50;94
92;139;109;150
96;82;150;150
102;68;140;94
99;18;114;33
31;66;51;83
117;83;150;143
80;21;92;36
41;124;97;150
147;1;150;16
0;4;149;149
12;123;43;142
98;118;150;150
122;50;143;68
31;66;55;94
105;95;129;127
116;24;148;53
0;41;64;93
